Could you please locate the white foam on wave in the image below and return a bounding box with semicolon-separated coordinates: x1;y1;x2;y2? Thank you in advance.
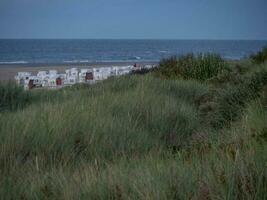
127;56;142;60
63;57;151;63
63;60;91;63
99;59;159;63
0;61;28;64
159;50;168;53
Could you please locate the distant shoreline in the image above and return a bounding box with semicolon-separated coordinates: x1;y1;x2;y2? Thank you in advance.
0;61;158;81
0;61;157;68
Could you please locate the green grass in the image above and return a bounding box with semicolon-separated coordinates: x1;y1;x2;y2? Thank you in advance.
0;81;31;111
0;59;267;199
157;53;229;81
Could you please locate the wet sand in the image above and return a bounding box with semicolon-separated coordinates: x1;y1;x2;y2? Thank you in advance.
0;62;157;81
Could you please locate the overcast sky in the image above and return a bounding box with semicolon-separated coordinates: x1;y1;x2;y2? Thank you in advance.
0;0;266;39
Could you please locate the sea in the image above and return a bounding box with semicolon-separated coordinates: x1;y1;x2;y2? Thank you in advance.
0;39;266;66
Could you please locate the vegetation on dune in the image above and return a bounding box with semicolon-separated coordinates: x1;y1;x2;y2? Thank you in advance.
205;68;267;128
157;53;229;81
1;51;267;199
250;46;267;64
0;76;209;164
0;81;31;111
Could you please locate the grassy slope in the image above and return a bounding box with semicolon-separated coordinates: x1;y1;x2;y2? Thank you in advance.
0;60;267;199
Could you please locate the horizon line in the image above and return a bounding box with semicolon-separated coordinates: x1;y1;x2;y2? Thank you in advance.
0;38;267;41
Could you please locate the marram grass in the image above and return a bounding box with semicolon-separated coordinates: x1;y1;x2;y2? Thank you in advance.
0;61;267;199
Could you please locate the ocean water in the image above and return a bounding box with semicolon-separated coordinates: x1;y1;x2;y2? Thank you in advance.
0;39;266;65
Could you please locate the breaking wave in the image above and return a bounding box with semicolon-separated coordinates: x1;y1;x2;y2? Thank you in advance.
63;60;91;63
0;61;28;64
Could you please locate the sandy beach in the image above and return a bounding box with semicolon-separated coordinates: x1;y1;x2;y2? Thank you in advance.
0;62;157;81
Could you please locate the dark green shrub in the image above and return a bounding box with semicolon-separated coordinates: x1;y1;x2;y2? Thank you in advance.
157;53;229;81
260;86;267;107
209;70;267;128
208;71;244;87
157;56;179;78
250;46;267;64
0;82;31;111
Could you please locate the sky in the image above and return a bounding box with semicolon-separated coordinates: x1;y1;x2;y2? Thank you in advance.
0;0;266;40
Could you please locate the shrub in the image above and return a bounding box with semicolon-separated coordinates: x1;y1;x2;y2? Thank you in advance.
250;46;267;64
157;53;229;81
206;69;267;128
0;82;31;111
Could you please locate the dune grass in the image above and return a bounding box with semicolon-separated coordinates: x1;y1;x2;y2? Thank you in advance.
0;58;267;199
157;53;229;81
0;81;31;111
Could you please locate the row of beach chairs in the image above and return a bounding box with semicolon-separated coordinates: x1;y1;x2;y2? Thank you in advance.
15;65;156;90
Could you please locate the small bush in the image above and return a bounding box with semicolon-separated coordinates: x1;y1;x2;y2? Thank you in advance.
208;71;244;87
0;82;31;111
207;69;267;128
157;53;229;81
250;46;267;64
